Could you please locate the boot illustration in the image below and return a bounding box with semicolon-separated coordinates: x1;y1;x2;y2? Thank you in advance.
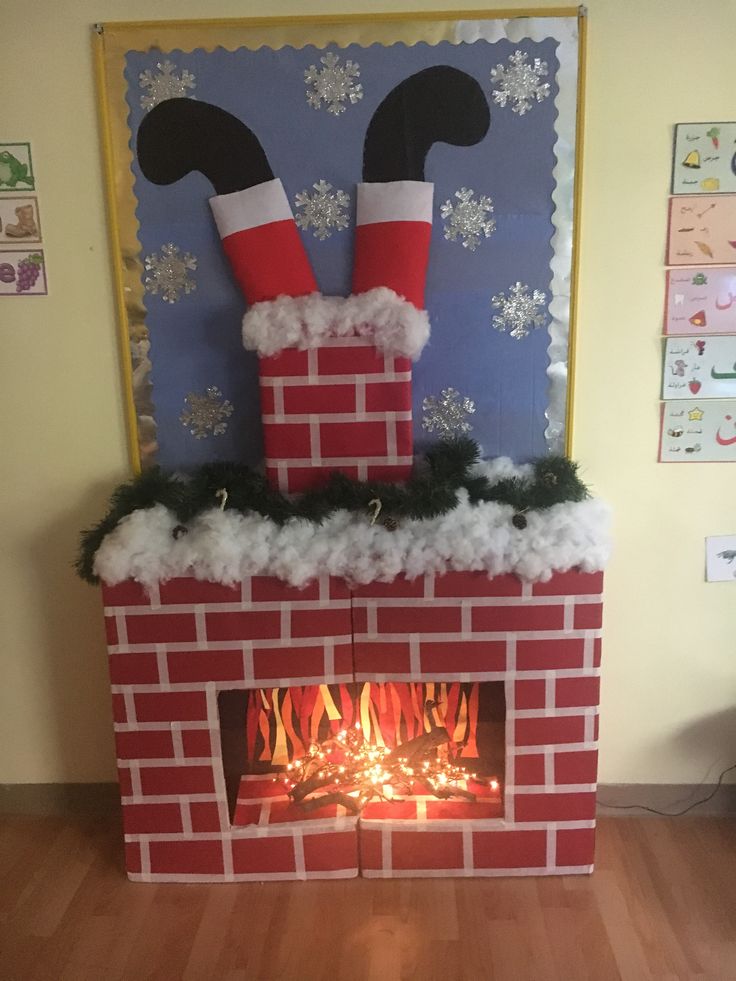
5;204;38;238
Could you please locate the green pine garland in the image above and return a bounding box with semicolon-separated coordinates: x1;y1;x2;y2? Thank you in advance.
76;439;589;585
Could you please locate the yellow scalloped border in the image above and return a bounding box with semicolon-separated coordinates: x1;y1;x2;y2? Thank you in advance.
93;8;585;472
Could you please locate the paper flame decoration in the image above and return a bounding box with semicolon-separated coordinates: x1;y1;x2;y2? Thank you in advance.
246;681;483;766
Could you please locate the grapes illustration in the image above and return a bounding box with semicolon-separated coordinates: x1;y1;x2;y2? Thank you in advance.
15;253;43;293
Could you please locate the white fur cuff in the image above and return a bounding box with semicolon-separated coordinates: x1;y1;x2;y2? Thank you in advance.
241;287;431;360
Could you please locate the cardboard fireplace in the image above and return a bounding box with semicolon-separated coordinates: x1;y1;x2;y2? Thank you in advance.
102;568;603;881
85;52;608;881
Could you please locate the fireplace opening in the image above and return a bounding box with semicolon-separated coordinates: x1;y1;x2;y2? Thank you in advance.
218;682;506;825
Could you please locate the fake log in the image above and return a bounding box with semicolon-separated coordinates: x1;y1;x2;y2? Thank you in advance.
287;714;478;812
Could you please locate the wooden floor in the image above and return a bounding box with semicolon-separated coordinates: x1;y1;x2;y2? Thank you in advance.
1;814;735;980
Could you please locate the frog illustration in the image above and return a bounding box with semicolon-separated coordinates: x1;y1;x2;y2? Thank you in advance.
0;151;33;189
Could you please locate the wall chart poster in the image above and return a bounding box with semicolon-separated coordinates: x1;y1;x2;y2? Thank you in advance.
0;143;35;192
662;335;736;400
666;194;736;266
671;122;736;196
95;13;584;471
659;399;736;462
0;249;47;296
0;196;41;244
664;266;736;335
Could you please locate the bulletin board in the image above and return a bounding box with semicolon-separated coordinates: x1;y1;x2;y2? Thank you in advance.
94;9;586;472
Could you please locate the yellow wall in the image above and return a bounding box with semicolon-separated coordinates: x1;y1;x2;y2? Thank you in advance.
2;0;734;786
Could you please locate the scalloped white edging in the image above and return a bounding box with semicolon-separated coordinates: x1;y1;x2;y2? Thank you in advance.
242;287;431;360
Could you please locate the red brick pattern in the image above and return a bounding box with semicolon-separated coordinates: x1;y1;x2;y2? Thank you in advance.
259;338;414;493
102;569;603;881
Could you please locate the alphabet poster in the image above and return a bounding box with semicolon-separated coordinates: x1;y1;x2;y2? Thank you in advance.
662;335;736;400
665;266;736;335
672;122;736;195
666;194;736;266
659;399;736;461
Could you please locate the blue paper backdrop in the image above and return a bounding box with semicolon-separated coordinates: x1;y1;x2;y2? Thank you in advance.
124;37;560;469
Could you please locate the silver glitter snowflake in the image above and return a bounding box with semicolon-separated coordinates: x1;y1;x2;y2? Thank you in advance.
491;282;547;339
440;188;495;251
294;180;351;239
490;50;550;116
304;52;363;116
139;60;196;111
180;386;233;439
143;243;197;304
422;388;476;439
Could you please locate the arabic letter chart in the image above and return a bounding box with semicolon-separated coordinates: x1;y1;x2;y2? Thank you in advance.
660;122;736;461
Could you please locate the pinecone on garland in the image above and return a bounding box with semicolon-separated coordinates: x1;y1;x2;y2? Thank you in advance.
382;515;399;532
512;512;527;530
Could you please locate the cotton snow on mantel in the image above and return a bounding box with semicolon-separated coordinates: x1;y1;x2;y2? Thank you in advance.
93;494;611;591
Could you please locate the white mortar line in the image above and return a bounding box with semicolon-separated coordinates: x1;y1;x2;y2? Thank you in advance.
323;639;335;678
194;605;206;644
171;723;185;763
180;797;192;836
461;600;472;638
355;376;366;416
584;709;597;743
140;838;151;880
367;602;378;637
293;829;306;880
515;741;598;755
463;826;474;874
563;596;574;632
309;414;321;463
546;825;557;870
381;827;392;872
242;641;254;683
115;613;128;647
583;631;595;669
262;410;413;424
545;674;555;712
260;372;412;387
130;762;142;799
280;606;291;643
386;414;397;458
544;749;554;787
156;644;170;690
409;634;421;676
123;688;137;726
307;348;318;383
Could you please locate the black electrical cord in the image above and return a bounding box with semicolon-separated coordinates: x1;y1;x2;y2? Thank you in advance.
597;762;736;817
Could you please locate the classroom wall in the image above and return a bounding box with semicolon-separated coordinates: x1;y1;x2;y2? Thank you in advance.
2;0;734;786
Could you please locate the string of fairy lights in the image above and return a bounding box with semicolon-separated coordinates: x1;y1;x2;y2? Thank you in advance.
281;721;499;814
